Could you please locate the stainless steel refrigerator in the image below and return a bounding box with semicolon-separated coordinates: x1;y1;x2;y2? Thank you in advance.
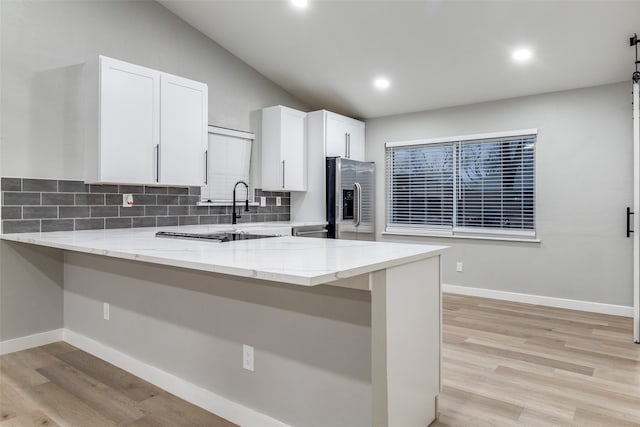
326;157;375;240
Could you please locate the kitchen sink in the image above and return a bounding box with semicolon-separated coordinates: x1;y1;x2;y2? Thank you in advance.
155;231;277;242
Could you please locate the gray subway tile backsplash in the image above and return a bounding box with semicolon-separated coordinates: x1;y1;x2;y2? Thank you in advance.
4;192;40;206
157;195;179;205
90;184;119;193
119;206;145;217
144;186;167;195
75;193;105;205
119;185;144;194
42;193;74;205
23;206;58;219
133;216;157;228
42;219;74;232
59;180;89;193
60;206;91;218
90;206;118;218
157;216;179;227
178;216;198;226
75;218;105;230
105;217;131;229
1;177;289;233
168;205;189;216
2;220;41;233
23;178;58;192
145;205;168;216
1;206;22;220
168;187;188;195
1;178;21;191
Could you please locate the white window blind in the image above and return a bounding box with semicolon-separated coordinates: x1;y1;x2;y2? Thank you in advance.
202;129;253;203
386;131;536;238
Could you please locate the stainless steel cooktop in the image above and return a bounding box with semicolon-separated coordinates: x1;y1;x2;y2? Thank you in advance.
155;231;277;242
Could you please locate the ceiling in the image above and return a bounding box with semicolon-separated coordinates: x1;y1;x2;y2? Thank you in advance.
159;0;640;119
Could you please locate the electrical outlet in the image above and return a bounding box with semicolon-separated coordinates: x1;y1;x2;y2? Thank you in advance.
103;302;110;320
456;262;463;272
260;196;266;207
122;194;133;207
243;344;254;371
276;196;282;206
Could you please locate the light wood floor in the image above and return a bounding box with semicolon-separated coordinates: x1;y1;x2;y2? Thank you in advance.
1;294;638;426
0;341;236;426
434;294;640;426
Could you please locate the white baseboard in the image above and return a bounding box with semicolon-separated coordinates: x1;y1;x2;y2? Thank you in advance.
0;328;63;355
443;284;634;317
62;329;289;427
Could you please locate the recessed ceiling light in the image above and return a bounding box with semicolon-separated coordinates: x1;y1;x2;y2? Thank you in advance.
291;0;308;8
512;48;532;62
374;78;390;90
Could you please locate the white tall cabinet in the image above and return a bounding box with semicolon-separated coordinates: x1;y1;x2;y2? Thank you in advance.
290;109;366;223
86;56;208;186
261;106;307;191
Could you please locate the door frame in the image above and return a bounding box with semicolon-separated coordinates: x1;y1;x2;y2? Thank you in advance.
633;81;639;343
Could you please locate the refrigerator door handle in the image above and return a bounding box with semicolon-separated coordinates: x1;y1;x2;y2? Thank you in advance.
354;182;362;227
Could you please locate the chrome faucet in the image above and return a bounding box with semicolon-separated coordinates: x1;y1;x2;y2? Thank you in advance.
232;180;250;224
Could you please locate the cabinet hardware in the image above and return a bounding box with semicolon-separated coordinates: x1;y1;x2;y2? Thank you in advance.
354;182;362;227
345;133;349;158
627;207;635;237
282;160;285;188
204;150;208;184
155;144;160;183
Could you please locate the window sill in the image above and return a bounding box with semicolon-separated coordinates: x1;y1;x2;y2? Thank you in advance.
381;230;541;243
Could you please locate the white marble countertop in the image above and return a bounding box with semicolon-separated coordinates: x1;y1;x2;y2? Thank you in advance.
0;222;446;286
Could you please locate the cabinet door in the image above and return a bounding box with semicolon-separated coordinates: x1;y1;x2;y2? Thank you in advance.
325;112;349;158
100;57;159;183
160;73;208;186
346;120;366;161
261;106;307;191
281;108;306;191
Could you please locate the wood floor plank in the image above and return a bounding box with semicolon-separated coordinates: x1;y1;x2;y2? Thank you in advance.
55;350;162;402
28;382;117;427
137;394;236;427
36;362;145;425
0;410;59;427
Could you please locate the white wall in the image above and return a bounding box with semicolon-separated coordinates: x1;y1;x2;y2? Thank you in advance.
0;0;307;181
366;82;634;307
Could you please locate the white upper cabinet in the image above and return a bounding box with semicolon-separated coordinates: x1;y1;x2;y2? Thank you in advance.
99;57;159;184
261;106;307;191
160;73;208;186
87;56;208;186
323;111;365;161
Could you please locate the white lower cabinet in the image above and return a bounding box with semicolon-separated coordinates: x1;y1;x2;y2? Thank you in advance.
86;56;208;186
261;105;307;191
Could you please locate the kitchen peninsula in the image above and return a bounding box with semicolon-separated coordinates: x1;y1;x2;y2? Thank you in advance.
0;224;446;427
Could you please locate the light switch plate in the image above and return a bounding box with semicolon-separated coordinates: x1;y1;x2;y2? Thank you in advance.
276;197;281;206
260;196;266;207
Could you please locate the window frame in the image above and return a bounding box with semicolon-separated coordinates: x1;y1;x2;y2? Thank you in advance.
385;129;538;241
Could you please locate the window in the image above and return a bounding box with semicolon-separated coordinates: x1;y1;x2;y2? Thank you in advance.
385;130;536;239
201;126;254;203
